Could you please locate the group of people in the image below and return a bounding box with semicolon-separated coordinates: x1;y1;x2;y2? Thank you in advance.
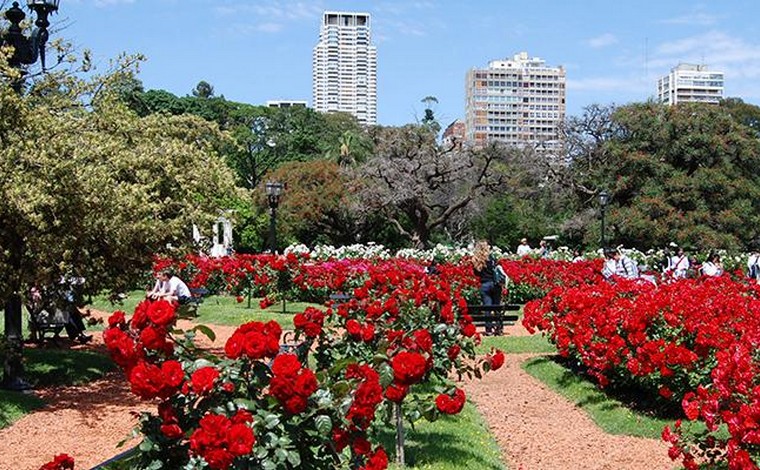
602;247;728;283
516;238;552;258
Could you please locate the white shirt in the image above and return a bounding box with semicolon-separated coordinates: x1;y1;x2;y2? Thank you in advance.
748;254;759;270
702;262;722;277
670;255;690;277
516;244;532;256
602;259;617;279
168;276;192;298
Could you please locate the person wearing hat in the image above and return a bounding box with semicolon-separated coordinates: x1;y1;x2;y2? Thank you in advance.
516;238;532;257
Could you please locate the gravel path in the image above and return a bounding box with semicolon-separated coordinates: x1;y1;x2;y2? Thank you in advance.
0;311;674;470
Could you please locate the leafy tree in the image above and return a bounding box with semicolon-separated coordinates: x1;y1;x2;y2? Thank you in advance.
257;160;358;248
594;102;760;249
354;125;508;248
191;80;215;99
420;95;441;135
0;56;238;307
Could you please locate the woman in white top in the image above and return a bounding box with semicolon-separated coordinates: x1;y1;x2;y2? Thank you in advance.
669;248;690;279
701;253;723;277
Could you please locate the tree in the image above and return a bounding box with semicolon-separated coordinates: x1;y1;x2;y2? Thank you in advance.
594;102;760;249
191;80;215;99
0;58;239;307
354;125;508;248
258;160;358;248
420;95;440;134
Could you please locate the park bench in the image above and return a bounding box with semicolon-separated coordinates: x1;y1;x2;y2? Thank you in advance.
466;304;521;336
26;303;68;344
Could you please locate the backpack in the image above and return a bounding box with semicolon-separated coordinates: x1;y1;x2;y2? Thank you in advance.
494;264;508;285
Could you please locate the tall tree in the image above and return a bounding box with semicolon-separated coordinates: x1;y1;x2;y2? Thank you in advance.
192;80;215;99
354;125;508;247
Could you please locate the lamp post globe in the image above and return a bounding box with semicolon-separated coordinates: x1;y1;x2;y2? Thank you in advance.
265;182;285;254
599;190;609;250
1;0;60;390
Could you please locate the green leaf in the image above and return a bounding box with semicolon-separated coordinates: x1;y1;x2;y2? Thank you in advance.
192;324;217;342
138;438;153;452
315;415;332;436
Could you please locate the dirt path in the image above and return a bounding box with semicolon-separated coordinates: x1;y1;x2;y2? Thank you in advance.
0;311;674;470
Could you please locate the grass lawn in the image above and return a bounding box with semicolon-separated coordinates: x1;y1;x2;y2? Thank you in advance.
382;402;505;470
478;333;555;354
87;290;323;330
522;356;674;439
0;347;115;429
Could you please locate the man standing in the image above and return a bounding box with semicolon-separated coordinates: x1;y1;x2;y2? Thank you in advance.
516;238;532;257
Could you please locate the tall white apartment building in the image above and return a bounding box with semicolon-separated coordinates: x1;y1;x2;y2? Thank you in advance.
657;63;724;105
465;52;566;151
312;11;377;126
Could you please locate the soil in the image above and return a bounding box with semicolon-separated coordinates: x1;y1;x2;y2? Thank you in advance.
0;310;675;470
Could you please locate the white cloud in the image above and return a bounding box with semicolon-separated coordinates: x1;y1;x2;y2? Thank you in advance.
651;31;760;78
660;11;721;26
255;22;284;33
586;33;617;49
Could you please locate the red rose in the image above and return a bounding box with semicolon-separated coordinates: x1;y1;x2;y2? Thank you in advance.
160;423;184;439
191;367;220;395
436;388;466;415
271;354;302;378
384;384;408;403
227;423;255;456
131;300;151;329
147;300;176;327
108;310;126;328
128;361;165;399
447;345;461;361
360;447;389;470
462;323;476;337
413;329;433;352
162;360;185;388
361;323;375;342
487;350;505;371
391;351;428;386
352;436;371;455
346;319;362;338
140;326;168;351
39;454;75;470
236;295;244;303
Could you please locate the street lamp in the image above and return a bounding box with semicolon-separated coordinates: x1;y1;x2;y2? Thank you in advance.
599;190;610;250
265;182;285;254
2;0;60;91
2;0;60;391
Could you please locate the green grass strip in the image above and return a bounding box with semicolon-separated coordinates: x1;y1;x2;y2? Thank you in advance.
0;390;45;429
478;334;556;354
385;402;506;470
522;356;672;439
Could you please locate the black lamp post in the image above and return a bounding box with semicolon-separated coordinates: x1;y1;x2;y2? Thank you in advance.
599;190;610;250
2;0;60;91
265;182;284;254
2;0;59;391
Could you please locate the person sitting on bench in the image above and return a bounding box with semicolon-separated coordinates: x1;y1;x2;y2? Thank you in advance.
154;270;192;304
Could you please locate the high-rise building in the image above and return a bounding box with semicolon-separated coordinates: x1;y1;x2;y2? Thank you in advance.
312;11;377;126
465;52;566;152
657;63;724;106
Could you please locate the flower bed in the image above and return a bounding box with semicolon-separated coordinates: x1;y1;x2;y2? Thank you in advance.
39;256;506;470
523;275;760;469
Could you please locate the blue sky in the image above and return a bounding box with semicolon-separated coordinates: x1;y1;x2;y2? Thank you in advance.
53;0;760;126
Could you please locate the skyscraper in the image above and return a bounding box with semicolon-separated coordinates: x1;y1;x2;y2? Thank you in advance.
312;11;377;126
657;63;724;106
465;52;566;152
